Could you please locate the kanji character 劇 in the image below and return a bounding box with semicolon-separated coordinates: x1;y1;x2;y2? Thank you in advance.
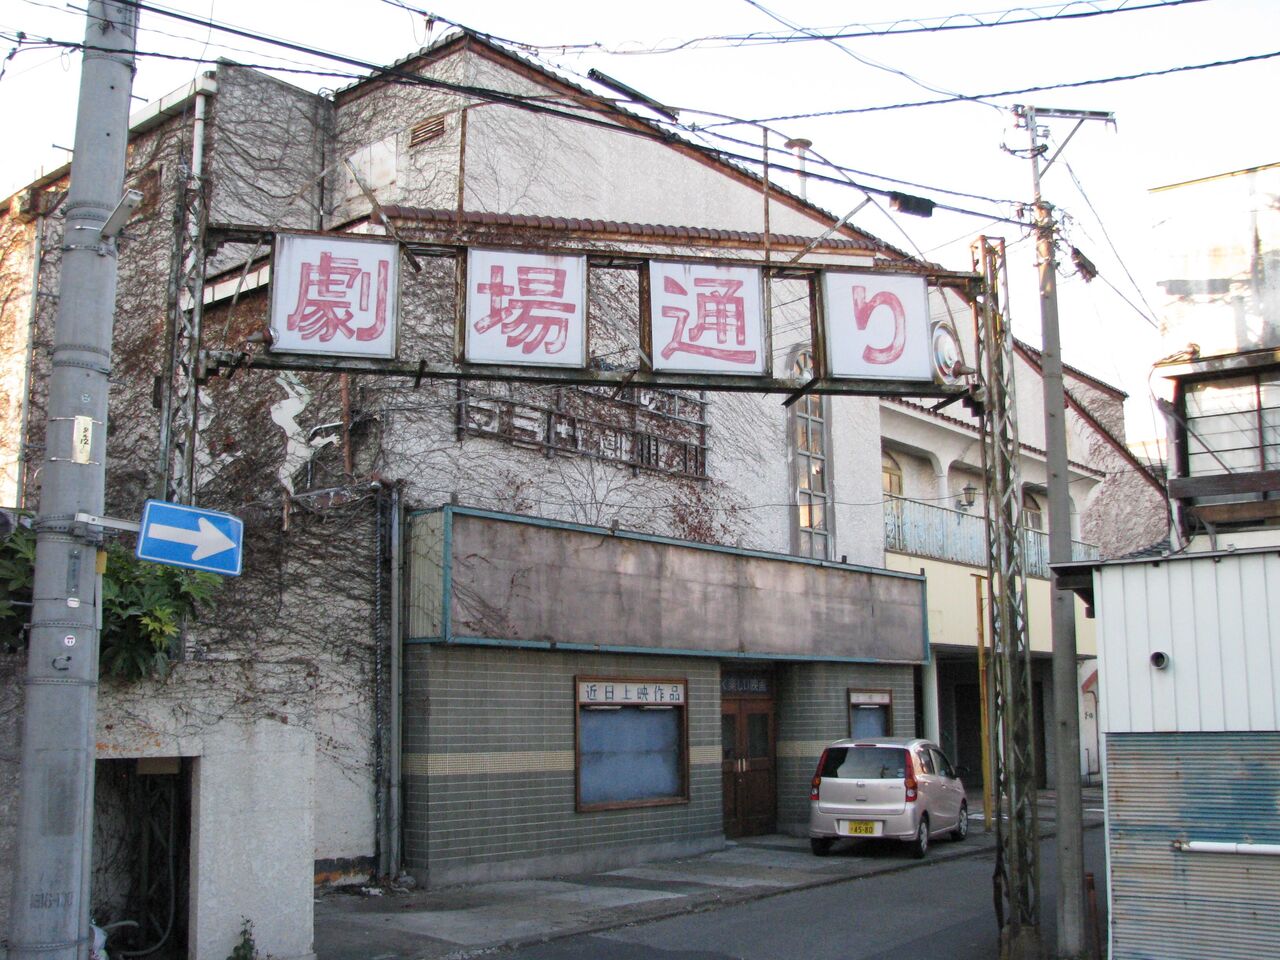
286;251;389;343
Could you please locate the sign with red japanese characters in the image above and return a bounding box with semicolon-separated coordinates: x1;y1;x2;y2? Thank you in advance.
647;262;765;375
822;273;932;381
465;249;587;367
269;233;399;358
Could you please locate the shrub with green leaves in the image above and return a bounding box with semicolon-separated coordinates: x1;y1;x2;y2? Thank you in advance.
0;521;220;680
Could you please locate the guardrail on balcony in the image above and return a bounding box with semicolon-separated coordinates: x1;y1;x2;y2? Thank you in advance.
883;496;1100;579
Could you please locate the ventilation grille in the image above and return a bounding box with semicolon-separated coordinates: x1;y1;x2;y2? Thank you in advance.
409;114;447;148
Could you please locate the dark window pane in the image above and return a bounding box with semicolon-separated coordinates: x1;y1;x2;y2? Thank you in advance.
747;712;770;758
821;746;908;780
918;748;936;775
579;706;681;805
722;713;737;762
850;704;889;738
933;749;955;779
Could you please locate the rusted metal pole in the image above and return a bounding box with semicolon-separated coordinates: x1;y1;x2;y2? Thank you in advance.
973;572;994;832
341;372;354;476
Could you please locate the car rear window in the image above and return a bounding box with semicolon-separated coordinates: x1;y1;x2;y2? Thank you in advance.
819;746;908;780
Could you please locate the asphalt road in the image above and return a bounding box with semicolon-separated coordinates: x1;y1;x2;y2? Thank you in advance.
492;827;1108;960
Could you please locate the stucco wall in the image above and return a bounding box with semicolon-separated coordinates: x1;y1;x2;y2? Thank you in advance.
883;552;1096;657
90;663;318;960
433;510;926;662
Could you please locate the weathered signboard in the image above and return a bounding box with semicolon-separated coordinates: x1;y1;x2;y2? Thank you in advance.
269;233;399;358
822;272;933;381
647;261;766;375
245;228;965;397
464;248;588;367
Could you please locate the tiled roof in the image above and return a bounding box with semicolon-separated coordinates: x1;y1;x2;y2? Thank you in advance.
380;205;905;256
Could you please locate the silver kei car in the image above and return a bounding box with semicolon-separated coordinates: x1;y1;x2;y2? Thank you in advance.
808;736;968;858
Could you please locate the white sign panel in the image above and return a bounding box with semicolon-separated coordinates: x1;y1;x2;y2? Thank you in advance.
465;249;587;367
578;679;686;706
648;261;765;375
269;233;399;358
850;690;892;706
822;272;932;381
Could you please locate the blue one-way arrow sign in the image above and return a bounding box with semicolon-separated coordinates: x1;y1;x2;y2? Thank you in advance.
136;499;243;576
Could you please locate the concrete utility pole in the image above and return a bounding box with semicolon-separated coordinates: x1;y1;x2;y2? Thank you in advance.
1014;103;1113;960
8;4;137;958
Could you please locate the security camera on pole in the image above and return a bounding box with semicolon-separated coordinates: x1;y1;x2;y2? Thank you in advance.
7;4;138;959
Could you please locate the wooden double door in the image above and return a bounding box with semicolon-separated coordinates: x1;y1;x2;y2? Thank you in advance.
721;695;776;837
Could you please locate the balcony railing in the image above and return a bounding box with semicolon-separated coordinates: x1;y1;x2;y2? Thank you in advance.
883;496;1100;579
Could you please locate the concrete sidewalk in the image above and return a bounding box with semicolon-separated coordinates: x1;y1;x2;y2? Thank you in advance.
314;788;1105;960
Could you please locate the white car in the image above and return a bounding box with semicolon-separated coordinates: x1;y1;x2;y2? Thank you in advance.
808;736;968;858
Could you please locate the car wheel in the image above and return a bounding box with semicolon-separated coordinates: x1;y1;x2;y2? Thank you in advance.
810;837;834;857
951;802;969;841
908;816;929;859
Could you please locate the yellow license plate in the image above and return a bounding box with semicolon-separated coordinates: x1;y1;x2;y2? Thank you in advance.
843;820;876;836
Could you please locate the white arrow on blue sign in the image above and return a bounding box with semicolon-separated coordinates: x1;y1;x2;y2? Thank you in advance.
136;499;243;576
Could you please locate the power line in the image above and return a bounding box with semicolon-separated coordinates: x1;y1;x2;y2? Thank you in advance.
384;0;1207;56
0;33;369;79
522;58;1021;207
1063;160;1162;322
7;0;1146;226
6;9;1023;214
739;0;1003;112
1087;269;1161;330
740;48;1280;123
4;25;1027;229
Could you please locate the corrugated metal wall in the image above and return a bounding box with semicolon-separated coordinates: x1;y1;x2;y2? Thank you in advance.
1095;551;1280;734
1107;732;1280;960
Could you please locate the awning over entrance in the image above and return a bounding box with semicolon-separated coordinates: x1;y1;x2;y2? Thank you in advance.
407;506;928;663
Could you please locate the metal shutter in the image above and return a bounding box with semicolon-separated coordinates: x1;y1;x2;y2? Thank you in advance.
1107;732;1280;960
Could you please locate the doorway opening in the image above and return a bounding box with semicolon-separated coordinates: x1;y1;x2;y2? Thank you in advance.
720;668;776;837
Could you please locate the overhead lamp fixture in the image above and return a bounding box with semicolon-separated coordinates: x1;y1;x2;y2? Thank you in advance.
956;483;978;510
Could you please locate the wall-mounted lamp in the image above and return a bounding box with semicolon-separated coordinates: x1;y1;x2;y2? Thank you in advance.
956;483;978;510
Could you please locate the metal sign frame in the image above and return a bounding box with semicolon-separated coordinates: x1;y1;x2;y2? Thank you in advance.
202;226;972;399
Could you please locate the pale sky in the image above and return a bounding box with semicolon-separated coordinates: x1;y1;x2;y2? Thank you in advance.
2;0;1277;442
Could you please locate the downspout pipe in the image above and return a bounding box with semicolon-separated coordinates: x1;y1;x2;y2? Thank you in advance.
372;482;386;877
1173;840;1280;856
388;481;404;877
190;83;208;182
